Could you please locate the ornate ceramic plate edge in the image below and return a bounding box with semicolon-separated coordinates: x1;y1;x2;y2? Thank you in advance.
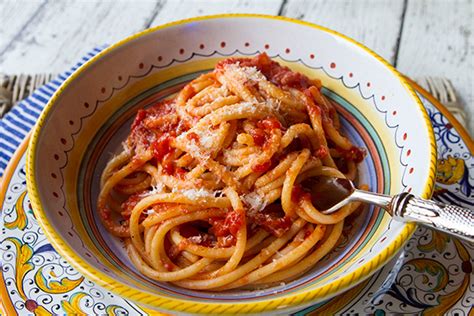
0;135;30;315
405;78;473;153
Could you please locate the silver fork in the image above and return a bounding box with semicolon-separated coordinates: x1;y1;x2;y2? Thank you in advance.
417;76;467;127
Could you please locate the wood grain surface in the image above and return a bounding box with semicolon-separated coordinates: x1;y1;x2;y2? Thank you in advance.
0;0;471;133
396;0;473;130
150;0;283;26
282;0;405;63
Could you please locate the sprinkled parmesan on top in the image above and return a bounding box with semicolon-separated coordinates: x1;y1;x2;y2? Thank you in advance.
224;63;267;84
172;187;217;199
145;209;156;215
187;235;203;244
143;183;165;196
242;192;266;213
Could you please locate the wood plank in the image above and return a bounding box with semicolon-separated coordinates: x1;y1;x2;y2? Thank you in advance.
0;0;160;73
150;0;283;26
396;0;473;134
282;0;405;63
0;0;46;55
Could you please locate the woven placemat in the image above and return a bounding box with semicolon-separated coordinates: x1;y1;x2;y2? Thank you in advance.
0;74;55;118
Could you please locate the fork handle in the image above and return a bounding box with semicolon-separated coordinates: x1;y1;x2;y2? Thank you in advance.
391;193;474;243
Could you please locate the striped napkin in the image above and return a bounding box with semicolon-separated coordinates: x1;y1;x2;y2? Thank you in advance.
0;47;105;177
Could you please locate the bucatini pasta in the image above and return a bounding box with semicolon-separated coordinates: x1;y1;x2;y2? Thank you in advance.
98;53;366;290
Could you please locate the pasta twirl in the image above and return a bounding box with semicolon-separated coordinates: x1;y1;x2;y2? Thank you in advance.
98;53;366;290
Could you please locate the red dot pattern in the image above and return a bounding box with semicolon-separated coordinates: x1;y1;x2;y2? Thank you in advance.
330;62;336;69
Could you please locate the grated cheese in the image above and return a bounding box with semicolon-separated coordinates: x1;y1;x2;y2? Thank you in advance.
143;183;165;196
224;63;266;84
242;192;266;213
172;187;216;199
145;209;156;215
187;235;203;244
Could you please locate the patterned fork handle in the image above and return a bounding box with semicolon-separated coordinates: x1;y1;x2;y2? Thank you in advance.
392;193;474;243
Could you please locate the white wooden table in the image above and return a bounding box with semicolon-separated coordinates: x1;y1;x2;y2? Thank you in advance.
0;0;472;133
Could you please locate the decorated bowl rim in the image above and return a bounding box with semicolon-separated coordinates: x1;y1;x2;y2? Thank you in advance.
25;14;437;314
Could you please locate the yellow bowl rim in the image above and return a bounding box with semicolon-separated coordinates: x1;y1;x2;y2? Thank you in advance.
25;13;437;314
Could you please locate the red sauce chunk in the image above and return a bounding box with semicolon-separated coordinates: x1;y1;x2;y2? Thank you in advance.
252;160;272;173
249;117;283;148
291;184;311;203
338;146;366;163
187;132;200;143
313;146;329;159
210;209;245;238
151;133;174;161
127;99;186;155
121;192;147;221
257;117;283;130
250;128;266;146
161;152;175;175
248;204;292;237
131;109;148;130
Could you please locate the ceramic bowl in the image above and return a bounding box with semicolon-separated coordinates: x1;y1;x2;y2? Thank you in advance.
26;14;436;314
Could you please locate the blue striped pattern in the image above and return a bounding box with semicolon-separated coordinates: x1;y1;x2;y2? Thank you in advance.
0;46;106;177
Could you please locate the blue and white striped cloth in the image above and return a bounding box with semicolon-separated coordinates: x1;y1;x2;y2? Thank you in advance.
0;46;105;177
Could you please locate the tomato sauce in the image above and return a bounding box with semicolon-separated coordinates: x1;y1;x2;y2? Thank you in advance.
314;146;329;159
121;192;143;220
250;128;266;146
186;132;200;143
248;204;292;237
210;209;244;238
257;117;283;130
217;53;314;90
338;146;366;163
252;160;272;173
151;133;174;161
291;184;311;203
128;99;187;157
